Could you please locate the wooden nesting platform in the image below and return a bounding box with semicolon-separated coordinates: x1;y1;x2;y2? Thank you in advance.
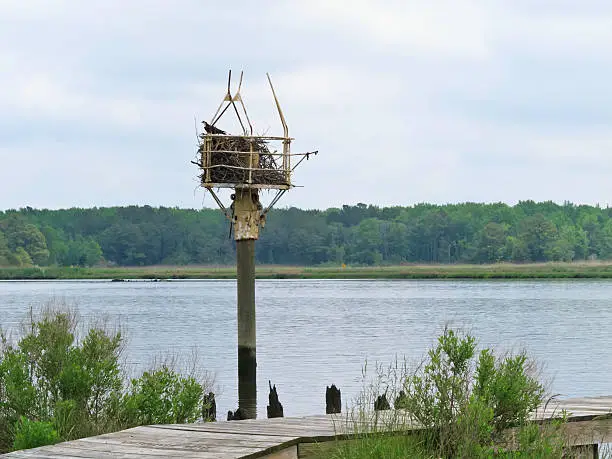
4;396;612;458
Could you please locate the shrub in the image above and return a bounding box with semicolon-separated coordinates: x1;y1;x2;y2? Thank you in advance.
12;417;59;451
474;349;545;433
0;307;212;453
120;366;204;426
329;327;562;459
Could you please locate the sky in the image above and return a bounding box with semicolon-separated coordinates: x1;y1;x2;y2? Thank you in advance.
1;0;612;211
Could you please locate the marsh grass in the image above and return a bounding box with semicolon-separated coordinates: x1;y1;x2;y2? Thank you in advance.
3;261;612;280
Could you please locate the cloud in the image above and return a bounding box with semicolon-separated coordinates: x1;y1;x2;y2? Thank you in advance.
288;0;493;59
1;1;611;210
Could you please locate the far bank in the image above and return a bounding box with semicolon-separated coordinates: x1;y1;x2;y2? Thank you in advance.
2;262;612;280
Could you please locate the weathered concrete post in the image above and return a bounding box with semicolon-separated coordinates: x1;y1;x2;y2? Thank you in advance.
233;188;262;419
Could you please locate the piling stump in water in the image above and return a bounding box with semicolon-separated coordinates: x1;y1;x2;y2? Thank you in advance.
326;385;341;414
267;381;284;418
227;408;246;421
395;390;408;409
374;392;390;411
202;392;216;422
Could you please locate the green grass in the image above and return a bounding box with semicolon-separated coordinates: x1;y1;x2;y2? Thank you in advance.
2;262;612;280
311;434;431;459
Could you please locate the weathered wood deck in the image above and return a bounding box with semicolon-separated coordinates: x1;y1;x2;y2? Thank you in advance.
4;396;612;458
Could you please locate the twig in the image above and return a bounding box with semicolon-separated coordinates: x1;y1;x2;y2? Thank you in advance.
194;116;201;146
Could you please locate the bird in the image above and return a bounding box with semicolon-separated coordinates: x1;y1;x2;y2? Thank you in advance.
203;121;226;135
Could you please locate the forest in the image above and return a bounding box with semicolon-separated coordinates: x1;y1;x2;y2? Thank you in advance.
1;201;612;268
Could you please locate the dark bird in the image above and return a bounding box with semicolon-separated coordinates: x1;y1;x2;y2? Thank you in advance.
203;121;226;135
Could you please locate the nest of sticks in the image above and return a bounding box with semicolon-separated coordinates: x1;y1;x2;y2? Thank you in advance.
196;122;287;186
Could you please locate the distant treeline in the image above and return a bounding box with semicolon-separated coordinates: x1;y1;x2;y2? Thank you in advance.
1;201;612;267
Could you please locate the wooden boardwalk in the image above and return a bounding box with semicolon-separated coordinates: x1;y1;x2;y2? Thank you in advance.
4;396;612;458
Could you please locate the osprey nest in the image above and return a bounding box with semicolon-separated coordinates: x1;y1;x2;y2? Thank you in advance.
196;122;287;186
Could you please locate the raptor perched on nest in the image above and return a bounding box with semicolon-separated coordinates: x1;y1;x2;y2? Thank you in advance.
203;121;226;135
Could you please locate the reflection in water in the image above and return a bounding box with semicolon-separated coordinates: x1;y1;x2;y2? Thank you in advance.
1;279;611;418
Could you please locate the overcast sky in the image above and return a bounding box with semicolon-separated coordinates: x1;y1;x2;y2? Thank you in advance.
1;1;611;211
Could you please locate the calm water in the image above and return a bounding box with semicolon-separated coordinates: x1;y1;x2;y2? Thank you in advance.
1;279;611;418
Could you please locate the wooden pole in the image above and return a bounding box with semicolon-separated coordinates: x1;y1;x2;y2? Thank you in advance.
237;238;256;419
232;188;261;420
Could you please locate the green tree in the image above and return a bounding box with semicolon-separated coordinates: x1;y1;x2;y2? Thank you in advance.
545;225;587;262
515;214;557;262
13;248;33;267
4;221;50;266
0;231;10;266
39;226;69;266
99;223;147;266
386;221;409;263
404;209;451;263
2;202;612;267
593;219;612;259
505;235;529;262
63;237;103;267
473;222;508;263
324;222;347;265
577;211;603;258
350;218;385;265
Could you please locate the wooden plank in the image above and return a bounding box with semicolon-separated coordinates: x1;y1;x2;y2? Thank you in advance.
4;445;108;458
2;454;81;459
165;412;414;437
563;418;612;446
156;427;330;440
559;396;612;403
81;427;280;453
3;452;86;459
168;416;338;430
555;404;612;414
559;407;611;414
560;401;612;408
58;438;244;459
122;426;299;444
552;407;612;415
158;423;337;435
85;435;292;452
5;446;233;459
153;422;341;439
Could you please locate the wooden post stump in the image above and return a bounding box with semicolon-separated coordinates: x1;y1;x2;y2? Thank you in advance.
227;408;246;421
267;381;284;418
202;392;216;422
326;385;341;414
374;392;390;411
394;390;407;409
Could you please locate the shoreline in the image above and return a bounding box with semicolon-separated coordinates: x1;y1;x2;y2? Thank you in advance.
2;262;612;280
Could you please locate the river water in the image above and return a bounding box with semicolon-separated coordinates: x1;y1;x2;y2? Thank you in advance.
1;279;610;418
